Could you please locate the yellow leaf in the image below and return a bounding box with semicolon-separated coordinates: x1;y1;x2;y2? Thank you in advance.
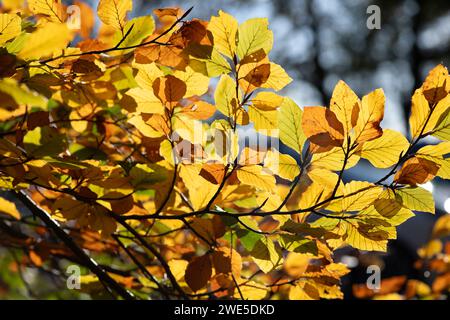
329;181;382;212
132;61;164;91
248;105;278;135
306;167;339;191
0;197;20;219
173;66;210;98
0;13;21;45
28;0;66;23
264;150;300;181
430;108;450;141
237;18;273;59
284;252;310;277
417;142;450;179
278;97;306;155
179;164;219;210
251;91;284;110
214;74;239;118
310;147;360;171
97;0;132;31
330;80;361;135
395;186;434;214
208;10;238;58
168;259;189;281
250;236;283;273
18;23;72;60
424;94;450;134
409;89;430;138
359;129;409;168
261;62;292;91
126;88;165;114
354;88;385;143
237;165;276;192
128;115;164;138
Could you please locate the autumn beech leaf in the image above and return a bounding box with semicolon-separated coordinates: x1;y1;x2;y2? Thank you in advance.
173;66;210;98
250;236;283;273
278;97;306;155
236;165;276;191
354;88;385;143
261;62;293;91
112;16;155;52
207;10;238;58
180;101;216;120
430;109;450;141
168;260;189;281
310;146;360;171
284;252;310;278
0;13;21;46
28;0;66;23
302;106;345;149
97;0;132;32
251;91;284;110
0;198;20;220
189;218;216;244
329;80;361;136
184;254;213;292
179;164;219;210
0;78;47;108
214;74;239;118
328;181;382;213
264;150;300;181
394;157;440;185
425;94;450;134
395;186;435;214
409;89;430;138
237;18;273;59
212;247;242;277
416;142;450;179
238;147;266;165
188;44;232;77
248;105;278;135
152;75;187;110
359;129;409;168
421;64;449;105
17;23;72;60
199;163;226;184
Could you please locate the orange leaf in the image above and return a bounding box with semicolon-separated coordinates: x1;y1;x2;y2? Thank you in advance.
394;157;440;185
302;106;344;150
199;163;226;184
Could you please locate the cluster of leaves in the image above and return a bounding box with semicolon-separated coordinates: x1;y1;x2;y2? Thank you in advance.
0;0;449;300
352;214;450;300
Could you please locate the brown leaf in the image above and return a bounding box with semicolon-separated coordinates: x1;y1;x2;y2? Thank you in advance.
394;157;440;185
212;247;242;277
185;254;212;292
153;75;187;109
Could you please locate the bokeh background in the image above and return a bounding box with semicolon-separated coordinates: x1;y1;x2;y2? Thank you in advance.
1;0;450;299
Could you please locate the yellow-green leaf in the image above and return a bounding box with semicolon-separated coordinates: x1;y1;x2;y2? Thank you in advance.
359;129;409;168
